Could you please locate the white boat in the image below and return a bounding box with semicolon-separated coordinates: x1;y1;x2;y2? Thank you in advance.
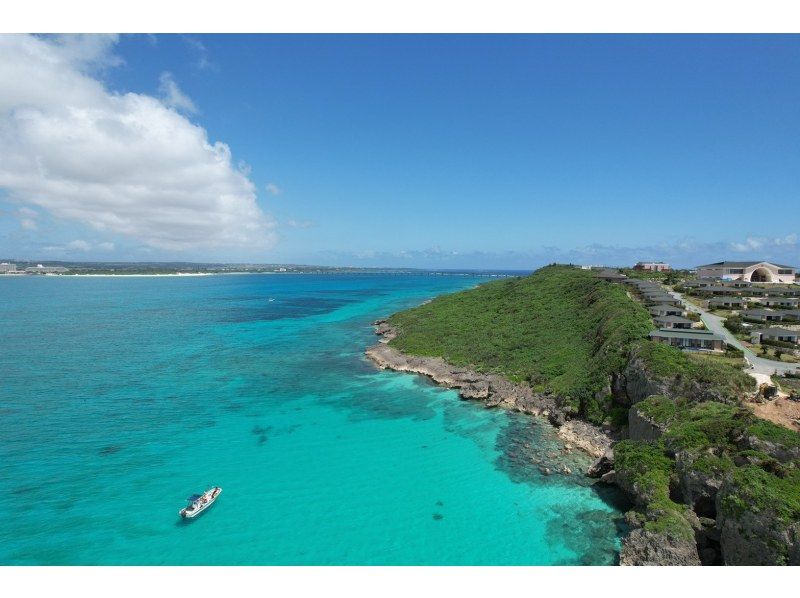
179;487;222;519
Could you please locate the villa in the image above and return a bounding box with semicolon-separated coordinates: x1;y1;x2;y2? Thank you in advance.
645;294;682;306
762;298;799;308
695;261;796;283
750;328;800;345
649;304;686;317
708;296;747;309
741;309;784;322
649;329;725;352
595;269;626;281
652;315;693;329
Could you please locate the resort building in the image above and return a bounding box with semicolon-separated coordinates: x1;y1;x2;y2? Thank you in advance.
652;315;694;329
695;261;796;283
649;304;686;317
649;329;725;352
741;309;784;322
762;298;800;309
708;296;747;309
750;328;800;345
722;280;753;288
634;261;671;272
595;269;626;281
645;294;682;306
769;287;800;297
0;262;17;273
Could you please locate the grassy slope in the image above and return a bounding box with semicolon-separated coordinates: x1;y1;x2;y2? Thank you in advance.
389;264;749;423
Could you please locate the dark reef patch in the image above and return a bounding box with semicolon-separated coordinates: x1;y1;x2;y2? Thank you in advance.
217;296;358;323
545;505;622;565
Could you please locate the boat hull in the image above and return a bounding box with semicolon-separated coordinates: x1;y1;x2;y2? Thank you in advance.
179;487;222;519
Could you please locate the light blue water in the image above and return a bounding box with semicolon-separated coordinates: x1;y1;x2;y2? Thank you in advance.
0;273;625;565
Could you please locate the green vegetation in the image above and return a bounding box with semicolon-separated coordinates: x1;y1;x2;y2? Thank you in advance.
389;264;753;423
620;397;800;535
635;341;753;401
719;466;800;524
635;394;682;426
615;439;695;541
389;265;653;423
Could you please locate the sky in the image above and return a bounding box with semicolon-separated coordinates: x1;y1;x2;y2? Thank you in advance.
0;34;799;269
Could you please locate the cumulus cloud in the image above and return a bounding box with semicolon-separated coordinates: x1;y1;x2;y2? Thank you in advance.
265;183;282;196
158;72;197;114
0;34;276;253
730;234;797;252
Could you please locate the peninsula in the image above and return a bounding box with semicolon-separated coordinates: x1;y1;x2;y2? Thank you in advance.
367;264;800;566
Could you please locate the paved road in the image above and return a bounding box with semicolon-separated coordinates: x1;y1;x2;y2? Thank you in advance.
670;289;800;376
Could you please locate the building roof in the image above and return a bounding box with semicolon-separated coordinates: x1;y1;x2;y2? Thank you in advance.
596;269;626;279
709;296;746;303
696;261;796;270
754;327;799;337
653;315;693;324
649;329;723;341
645;295;681;304
648;303;685;311
742;309;782;317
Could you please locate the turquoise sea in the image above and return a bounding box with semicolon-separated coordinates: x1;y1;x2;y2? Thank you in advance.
0;273;626;565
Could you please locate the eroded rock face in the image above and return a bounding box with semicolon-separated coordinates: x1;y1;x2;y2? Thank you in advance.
620;353;747;406
587;447;614;478
716;479;800;565
737;435;800;464
628;403;669;442
620;528;701;566
619;357;670;405
675;452;725;518
717;508;800;565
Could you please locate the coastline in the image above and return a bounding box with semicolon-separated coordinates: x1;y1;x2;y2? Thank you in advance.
365;319;615;459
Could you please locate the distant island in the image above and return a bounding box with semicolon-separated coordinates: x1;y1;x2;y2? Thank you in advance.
0;260;523;277
367;264;800;566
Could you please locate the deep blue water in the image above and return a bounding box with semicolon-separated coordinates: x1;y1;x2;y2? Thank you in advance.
0;273;624;565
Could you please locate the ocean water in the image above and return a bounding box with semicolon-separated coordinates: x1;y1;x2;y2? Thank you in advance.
0;273;626;565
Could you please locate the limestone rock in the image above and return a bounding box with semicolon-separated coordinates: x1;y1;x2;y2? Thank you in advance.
628;402;669;442
620;528;701;566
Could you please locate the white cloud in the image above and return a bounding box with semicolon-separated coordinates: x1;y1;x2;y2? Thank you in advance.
286;219;314;228
158;72;197;114
774;233;797;246
730;234;797;253
97;241;115;251
181;36;215;71
0;34;276;253
730;237;764;252
265;183;282;196
66;239;91;251
15;206;39;229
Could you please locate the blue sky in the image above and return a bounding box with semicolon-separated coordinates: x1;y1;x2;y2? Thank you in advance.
1;34;799;268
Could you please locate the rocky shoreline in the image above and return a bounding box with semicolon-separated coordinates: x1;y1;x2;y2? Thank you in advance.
365;319;615;458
